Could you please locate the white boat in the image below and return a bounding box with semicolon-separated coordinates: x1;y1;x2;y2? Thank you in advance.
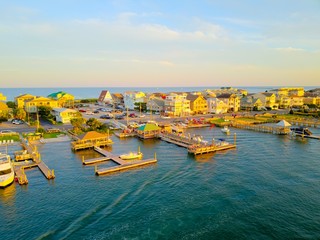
120;152;143;160
221;126;230;134
0;153;14;188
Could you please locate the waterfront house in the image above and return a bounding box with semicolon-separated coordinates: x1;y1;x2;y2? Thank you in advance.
147;98;165;113
48;91;75;108
240;96;263;111
207;98;229;114
98;90;113;106
51;108;79;123
24;97;59;113
135;123;161;139
304;96;320;107
123;91;146;110
111;93;124;106
186;93;208;114
251;92;279;109
164;93;191;117
216;93;240;112
71;131;113;151
0;93;6;101
279;96;304;109
15;94;36;109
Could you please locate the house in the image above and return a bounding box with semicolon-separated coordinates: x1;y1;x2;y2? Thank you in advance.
186;94;208;114
0;93;6;101
147;98;165;113
135;123;161;139
47;91;75;108
216;93;240;112
98;90;113;106
279;96;304;109
270;87;304;97
164;93;190;117
240;96;263;111
111;93;124;106
51;108;79;123
251;92;278;109
123;91;146;110
71;131;113;151
24;97;59;113
207;98;229;114
15;94;36;108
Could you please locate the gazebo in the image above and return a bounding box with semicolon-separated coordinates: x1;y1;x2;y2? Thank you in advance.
276;120;292;134
136;123;160;139
71;131;113;151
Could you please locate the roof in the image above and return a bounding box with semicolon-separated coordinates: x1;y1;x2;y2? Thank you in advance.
48;91;71;99
112;93;123;99
262;92;274;97
217;93;233;99
186;94;199;102
25;97;56;103
52;108;77;113
137;123;160;131
276;120;291;127
98;90;111;102
78;131;107;140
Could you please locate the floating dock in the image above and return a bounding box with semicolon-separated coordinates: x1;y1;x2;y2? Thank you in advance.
83;146;157;175
14;137;55;185
159;132;236;155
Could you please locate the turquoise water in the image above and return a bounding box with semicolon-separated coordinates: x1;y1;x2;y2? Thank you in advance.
1;127;320;239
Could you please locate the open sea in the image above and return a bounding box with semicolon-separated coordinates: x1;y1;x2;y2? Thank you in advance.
0;125;320;239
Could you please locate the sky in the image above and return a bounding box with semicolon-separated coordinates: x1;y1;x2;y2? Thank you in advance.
0;0;319;88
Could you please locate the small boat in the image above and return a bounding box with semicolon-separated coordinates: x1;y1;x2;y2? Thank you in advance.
0;153;14;188
221;126;230;134
290;127;312;136
120;152;143;160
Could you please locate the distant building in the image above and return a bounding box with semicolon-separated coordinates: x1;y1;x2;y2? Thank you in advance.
186;93;208;114
250;92;278;109
164;93;190;117
207;97;229;114
269;87;304;97
123;91;146;110
240;96;263;111
98;90;113;106
147;98;165;113
47;91;75;108
111;93;124;106
216;93;240;112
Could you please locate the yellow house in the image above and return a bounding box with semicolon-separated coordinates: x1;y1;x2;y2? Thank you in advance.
186;94;208;114
48;91;75;108
270;87;304;97
207;98;229;114
24;97;59;113
216;93;240;112
0;93;7;101
164;93;190;116
52;108;79;123
15;94;36;108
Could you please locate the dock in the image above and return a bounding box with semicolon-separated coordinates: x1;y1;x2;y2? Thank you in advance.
159;132;236;155
231;122;291;135
14;137;55;185
292;133;320;140
83;146;157;175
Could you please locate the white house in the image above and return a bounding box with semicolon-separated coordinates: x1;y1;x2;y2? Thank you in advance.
52;108;79;123
98;90;113;106
207;98;228;114
123;91;146;110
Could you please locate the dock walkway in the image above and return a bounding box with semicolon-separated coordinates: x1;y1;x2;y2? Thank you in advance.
83;146;157;175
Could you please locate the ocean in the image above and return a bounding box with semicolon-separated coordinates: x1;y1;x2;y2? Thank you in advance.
1;126;320;239
1;86;318;101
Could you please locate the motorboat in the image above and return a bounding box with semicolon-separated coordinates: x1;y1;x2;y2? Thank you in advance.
221;126;230;134
0;153;14;188
290;127;312;136
120;152;143;160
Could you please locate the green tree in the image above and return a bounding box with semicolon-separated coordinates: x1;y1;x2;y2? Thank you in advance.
6;101;16;108
38;106;52;118
13;108;27;120
86;118;103;130
70;117;86;133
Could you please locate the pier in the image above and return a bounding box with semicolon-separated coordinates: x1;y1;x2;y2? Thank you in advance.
83;146;157;175
14;137;55;185
231;122;291;135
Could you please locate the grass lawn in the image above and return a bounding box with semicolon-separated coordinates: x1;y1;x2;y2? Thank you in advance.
43;132;65;139
0;135;20;142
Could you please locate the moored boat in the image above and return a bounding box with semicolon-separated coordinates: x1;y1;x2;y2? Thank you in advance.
221;126;230;134
120;152;143;160
0;153;14;188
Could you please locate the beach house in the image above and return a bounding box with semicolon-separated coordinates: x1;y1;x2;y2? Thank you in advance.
51;108;79;123
15;94;36;109
164;93;191;117
48;91;75;108
98;90;113;106
186;93;208;115
24;97;59;113
123;91;146;110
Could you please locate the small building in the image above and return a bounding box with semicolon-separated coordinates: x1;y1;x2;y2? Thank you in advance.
71;131;113;151
147;98;165;113
135;123;161;139
15;94;36;109
207;97;228;114
111;93;124;106
98;90;113;106
51;108;79;123
123;91;146;110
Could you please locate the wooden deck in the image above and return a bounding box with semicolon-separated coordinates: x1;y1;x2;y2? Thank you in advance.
14;137;55;184
82;146;157;175
188;143;236;155
231;122;291;135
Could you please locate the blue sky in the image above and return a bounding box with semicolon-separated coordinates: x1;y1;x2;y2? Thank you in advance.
0;0;319;88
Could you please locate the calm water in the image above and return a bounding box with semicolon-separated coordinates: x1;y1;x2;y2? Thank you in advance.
1;127;319;239
1;86;318;101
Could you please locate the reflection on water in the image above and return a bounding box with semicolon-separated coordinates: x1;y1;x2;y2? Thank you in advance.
0;183;16;205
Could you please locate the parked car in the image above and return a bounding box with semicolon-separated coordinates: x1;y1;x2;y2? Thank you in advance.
115;115;124;120
86;111;94;115
129;113;137;118
79;109;86;113
12;119;24;124
93;110;99;114
100;115;112;119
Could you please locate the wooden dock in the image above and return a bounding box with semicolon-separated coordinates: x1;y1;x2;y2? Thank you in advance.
14;137;55;185
159;132;236;155
292;133;320;140
83;146;157;175
231;122;291;135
